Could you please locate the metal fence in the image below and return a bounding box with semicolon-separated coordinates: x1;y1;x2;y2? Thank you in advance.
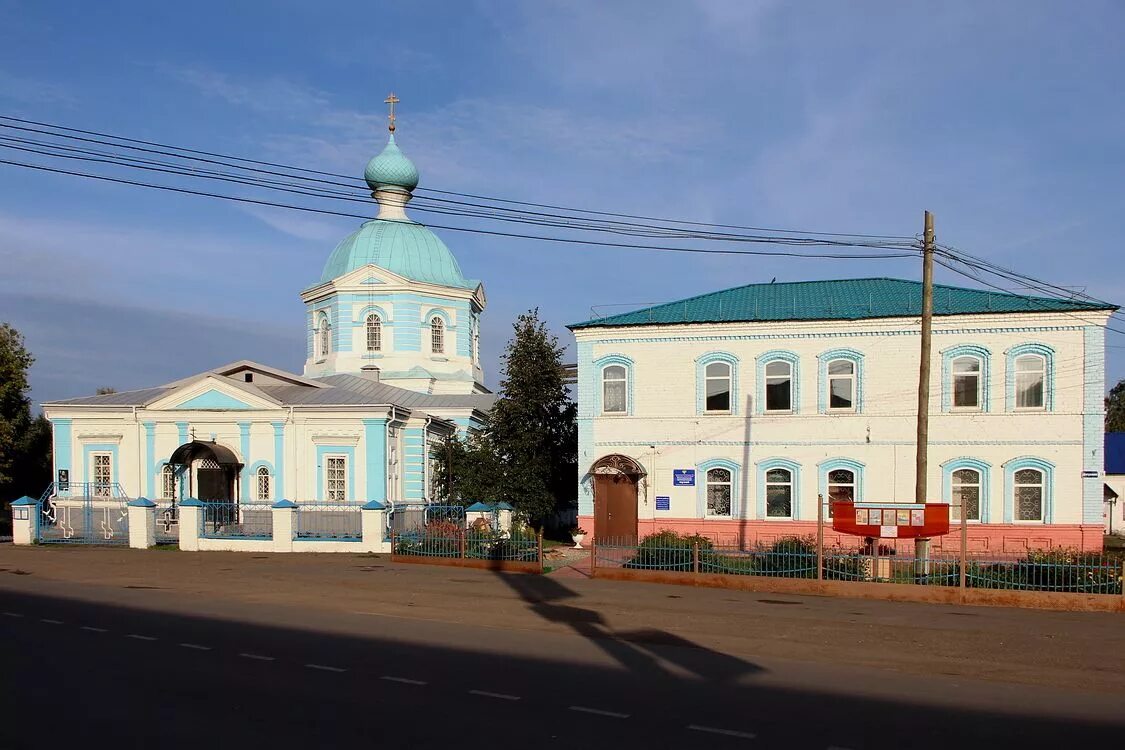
37;482;130;545
200;501;273;539
393;524;540;563
154;501;178;544
295;503;362;541
594;535;1124;596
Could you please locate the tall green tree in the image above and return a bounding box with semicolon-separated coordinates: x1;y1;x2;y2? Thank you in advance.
1108;378;1125;432
0;323;51;512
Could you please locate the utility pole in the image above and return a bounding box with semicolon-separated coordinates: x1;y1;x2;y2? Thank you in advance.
915;211;935;575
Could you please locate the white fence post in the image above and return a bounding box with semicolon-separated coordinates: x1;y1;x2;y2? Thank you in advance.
10;496;37;545
127;497;157;549
272;500;296;553
178;498;202;551
361;500;387;553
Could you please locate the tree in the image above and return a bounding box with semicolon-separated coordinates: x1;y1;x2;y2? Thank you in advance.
95;387;117;395
0;324;51;517
434;310;577;527
1108;378;1125;432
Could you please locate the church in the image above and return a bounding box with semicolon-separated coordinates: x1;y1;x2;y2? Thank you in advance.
40;106;494;519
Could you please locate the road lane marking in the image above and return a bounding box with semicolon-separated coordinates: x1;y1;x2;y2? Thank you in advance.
306;663;346;673
239;653;274;661
381;675;427;685
468;690;520;701
569;706;630;719
40;618;63;625
80;626;108;633
126;634;157;641
179;643;211;651
2;612;24;617
688;725;756;740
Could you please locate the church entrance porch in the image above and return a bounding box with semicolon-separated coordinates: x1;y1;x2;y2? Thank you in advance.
591;454;644;544
167;441;243;536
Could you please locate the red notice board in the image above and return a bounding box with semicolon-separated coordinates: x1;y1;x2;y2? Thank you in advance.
831;502;951;539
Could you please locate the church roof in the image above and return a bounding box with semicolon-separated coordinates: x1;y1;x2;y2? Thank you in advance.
320;219;478;288
569;277;1116;330
364;135;419;193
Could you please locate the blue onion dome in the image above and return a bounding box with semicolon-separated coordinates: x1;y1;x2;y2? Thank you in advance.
364;135;419;192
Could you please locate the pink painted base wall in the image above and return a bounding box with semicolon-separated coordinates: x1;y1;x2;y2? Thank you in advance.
578;515;1106;553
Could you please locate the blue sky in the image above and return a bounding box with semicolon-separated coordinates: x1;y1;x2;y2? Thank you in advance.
0;0;1122;402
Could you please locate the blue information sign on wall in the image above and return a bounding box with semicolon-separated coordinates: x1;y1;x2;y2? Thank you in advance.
673;469;695;487
655;496;671;511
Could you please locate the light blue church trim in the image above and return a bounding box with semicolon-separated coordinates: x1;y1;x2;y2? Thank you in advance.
1081;325;1104;524
315;445;356;502
592;353;636;416
817;458;865;506
1004;342;1055;412
82;443;119;487
353;303;391;325
696;458;742;519
238;422;251;502
576;341;596;517
755;350;800;415
143;422;156;498
176;423;190;444
174;390;256;410
394;300;422;352
940;457;992;523
817;347;865;414
941;344;991;412
754;457;801;520
403;427;426;500
1003;456;1054;524
694;351;740;415
363;418;388;502
271;422;285;501
51;418;72;482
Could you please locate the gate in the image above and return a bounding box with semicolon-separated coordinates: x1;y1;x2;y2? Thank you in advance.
38;482;130;545
155;501;179;544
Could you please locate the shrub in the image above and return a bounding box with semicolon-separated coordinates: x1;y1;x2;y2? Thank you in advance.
624;530;712;571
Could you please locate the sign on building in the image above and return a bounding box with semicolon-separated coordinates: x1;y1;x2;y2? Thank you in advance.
655;495;670;511
673;470;695;486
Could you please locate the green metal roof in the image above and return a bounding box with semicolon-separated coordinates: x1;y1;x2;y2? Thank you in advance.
568;277;1116;330
320;219;478;288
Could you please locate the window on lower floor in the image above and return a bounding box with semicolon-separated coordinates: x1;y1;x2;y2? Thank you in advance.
256;466;271;501
160;464;175;500
765;468;792;518
706;468;732;517
1014;468;1044;522
92;453;112;496
325;456;347;502
950;468;981;521
826;468;855;518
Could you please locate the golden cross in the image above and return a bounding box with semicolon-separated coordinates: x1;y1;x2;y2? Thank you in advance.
384;92;400;133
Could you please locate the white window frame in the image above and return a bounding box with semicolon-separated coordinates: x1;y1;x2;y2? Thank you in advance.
764;467;793;518
160;464;175;500
92;452;112;497
703;361;732;414
1014;354;1046;411
430;316;445;355
951;355;982;410
255;466;271;502
705;467;732;517
324;454;348;503
365;313;382;353
826;359;856;412
826;468;856;510
601;364;628;415
950;467;982;522
764;360;793;413
1013;468;1044;523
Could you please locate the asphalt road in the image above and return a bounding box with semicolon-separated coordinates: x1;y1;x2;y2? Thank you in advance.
1;549;1124;748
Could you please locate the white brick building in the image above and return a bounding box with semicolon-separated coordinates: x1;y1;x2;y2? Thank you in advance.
569;278;1115;553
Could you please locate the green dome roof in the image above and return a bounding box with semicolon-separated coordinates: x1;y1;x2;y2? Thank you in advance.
364;135;419;192
320;219;477;288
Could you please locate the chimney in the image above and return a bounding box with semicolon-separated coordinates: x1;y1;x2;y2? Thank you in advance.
360;365;380;382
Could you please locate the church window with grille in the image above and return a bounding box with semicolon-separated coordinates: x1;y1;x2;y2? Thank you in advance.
160;464;175;499
366;314;382;352
325;456;347;502
431;316;445;354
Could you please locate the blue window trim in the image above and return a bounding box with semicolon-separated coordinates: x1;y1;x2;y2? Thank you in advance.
941;344;991;412
1003;456;1054;524
249;460;275;501
755;350;800;415
354;303;391;324
940;457;992;523
697;458;741;518
316;445;356;503
423;307;454;328
1004;342;1054;412
817;347;864;414
82;443;119;487
594;354;635;416
695;351;740;415
755;457;801;520
817;458;865;507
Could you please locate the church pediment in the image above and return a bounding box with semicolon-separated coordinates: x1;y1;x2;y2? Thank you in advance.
148;375;280;412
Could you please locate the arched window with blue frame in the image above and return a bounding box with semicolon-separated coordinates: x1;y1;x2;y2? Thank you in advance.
756;350;800;414
594;354;635;416
941;344;991;412
1004;456;1054;523
817;348;864;414
755;457;801;520
696;351;739;415
1005;343;1054;412
817;458;865;518
697;458;740;518
941;457;991;522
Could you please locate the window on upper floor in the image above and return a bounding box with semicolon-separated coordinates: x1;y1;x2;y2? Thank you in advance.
765;468;792;518
951;355;982;409
602;365;628;414
256;467;271;502
431;317;445;354
765;360;792;412
704;361;732;412
951;468;981;522
1014;354;1045;410
160;464;175;500
826;359;856;411
706;468;732;517
316;312;330;360
1014;468;1044;522
366;314;382;352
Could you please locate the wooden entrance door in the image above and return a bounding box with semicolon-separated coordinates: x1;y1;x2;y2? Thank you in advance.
594;473;638;543
197;469;231;502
